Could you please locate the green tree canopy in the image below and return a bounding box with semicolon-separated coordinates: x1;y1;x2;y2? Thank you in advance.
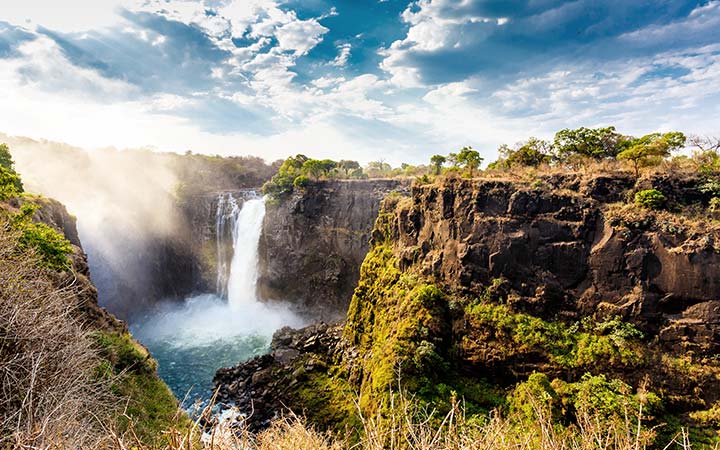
338;160;360;176
553;127;629;160
498;138;553;168
430;154;446;175
455;146;483;176
302;159;336;180
617;132;686;176
366;160;392;178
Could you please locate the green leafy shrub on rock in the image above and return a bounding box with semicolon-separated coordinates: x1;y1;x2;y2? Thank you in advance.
9;203;73;270
0;143;23;201
293;174;310;189
634;189;666;210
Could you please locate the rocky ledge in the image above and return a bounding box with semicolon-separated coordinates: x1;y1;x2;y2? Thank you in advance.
214;323;349;431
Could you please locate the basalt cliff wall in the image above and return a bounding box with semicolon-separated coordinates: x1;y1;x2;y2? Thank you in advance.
216;172;720;440
257;179;410;320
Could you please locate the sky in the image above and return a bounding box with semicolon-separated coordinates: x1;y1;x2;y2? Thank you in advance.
0;0;719;165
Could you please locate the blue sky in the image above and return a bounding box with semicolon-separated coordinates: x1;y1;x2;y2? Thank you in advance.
0;0;719;164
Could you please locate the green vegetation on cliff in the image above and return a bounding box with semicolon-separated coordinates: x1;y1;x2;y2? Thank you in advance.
93;331;186;443
0;143;23;200
8;202;73;270
0;144;185;448
0;146;73;270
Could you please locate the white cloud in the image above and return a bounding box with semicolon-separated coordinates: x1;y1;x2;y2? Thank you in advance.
423;81;477;106
2;0;129;31
8;36;136;98
380;0;495;87
618;1;720;47
274;17;328;56
330;43;352;67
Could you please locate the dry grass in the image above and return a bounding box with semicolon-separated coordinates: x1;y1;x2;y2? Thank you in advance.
0;224;119;448
106;386;711;450
482;158;629;183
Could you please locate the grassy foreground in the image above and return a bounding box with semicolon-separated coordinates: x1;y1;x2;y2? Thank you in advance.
112;389;706;450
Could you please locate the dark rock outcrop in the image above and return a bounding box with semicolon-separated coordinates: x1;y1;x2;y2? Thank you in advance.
214;323;348;431
216;172;720;434
392;175;720;354
258;180;409;320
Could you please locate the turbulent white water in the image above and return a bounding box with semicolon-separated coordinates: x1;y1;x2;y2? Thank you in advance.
131;194;303;404
214;193;239;299
227;197;265;309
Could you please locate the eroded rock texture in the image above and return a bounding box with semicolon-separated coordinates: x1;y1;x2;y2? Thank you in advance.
258;180;409;320
392;176;720;355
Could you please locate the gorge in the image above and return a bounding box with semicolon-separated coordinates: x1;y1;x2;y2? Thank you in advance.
4;138;720;448
130;193;304;404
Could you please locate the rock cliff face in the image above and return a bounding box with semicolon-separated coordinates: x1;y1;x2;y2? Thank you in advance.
216;172;720;438
392;174;720;353
2;196;125;331
257;180;410;320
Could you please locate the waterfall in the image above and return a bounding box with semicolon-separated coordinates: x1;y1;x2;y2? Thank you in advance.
215;194;240;298
131;193;302;405
215;193;265;309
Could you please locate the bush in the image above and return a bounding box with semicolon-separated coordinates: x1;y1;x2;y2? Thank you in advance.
0;166;23;201
9;203;73;270
0;144;23;201
634;189;666;210
710;197;720;213
293;175;310;188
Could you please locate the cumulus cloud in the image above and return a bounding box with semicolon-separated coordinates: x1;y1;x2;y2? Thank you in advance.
0;0;718;168
380;0;716;86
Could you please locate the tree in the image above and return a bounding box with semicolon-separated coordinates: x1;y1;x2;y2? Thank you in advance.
302;159;327;180
499;138;552;168
0;144;23;199
687;135;720;174
430;154;446;175
0;144;14;170
553;126;628;161
617;132;686;177
688;135;720;153
338;160;360;176
366;160;392;178
318;159;337;176
261;154;309;197
455;146;483;177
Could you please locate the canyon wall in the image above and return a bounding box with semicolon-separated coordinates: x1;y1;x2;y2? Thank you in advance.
216;172;720;439
257;179;410;320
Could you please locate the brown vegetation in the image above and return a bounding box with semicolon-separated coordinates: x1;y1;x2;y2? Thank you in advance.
0;226;116;448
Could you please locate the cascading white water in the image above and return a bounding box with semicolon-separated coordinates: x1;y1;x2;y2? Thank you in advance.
131;192;303;406
215;194;240;299
226;197;265;309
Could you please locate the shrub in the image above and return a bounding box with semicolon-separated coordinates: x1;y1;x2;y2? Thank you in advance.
293;175;310;188
0;144;24;200
710;197;720;213
0;166;23;201
9;203;73;270
634;189;666;210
